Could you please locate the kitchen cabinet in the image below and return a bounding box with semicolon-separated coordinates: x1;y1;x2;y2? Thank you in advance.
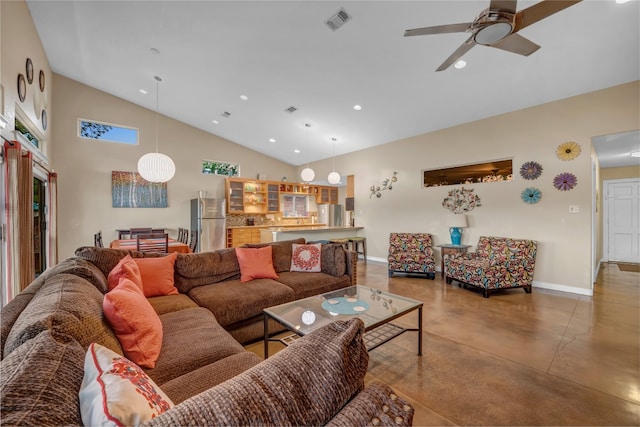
267;183;280;213
316;187;339;204
226;178;267;214
226;227;262;248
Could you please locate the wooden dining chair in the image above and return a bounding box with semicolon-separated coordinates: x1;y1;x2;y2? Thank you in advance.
130;227;153;238
178;227;189;244
136;233;169;253
94;231;103;248
189;229;198;253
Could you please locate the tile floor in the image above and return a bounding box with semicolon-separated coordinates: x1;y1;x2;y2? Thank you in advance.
247;261;640;426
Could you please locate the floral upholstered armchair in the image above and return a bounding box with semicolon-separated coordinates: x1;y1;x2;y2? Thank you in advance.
388;233;436;279
444;236;538;298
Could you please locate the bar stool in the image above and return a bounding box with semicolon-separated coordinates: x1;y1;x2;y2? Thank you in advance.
348;237;367;263
329;238;350;251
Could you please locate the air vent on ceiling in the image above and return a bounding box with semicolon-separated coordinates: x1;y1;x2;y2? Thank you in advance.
285;106;297;113
326;8;351;31
221;111;231;118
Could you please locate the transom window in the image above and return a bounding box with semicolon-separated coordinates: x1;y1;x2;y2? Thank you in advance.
78;119;138;145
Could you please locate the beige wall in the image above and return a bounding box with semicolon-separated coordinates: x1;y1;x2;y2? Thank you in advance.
0;0;53;154
600;165;640;181
52;75;297;257
305;81;639;294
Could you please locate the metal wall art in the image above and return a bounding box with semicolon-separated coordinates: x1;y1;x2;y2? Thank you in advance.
370;172;398;198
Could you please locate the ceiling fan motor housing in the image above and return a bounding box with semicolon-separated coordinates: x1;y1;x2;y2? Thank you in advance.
473;9;515;45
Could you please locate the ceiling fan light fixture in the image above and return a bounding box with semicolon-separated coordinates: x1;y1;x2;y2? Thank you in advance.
454;60;467;69
474;22;512;45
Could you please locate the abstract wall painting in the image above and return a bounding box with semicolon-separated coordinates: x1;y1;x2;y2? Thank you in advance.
111;171;167;208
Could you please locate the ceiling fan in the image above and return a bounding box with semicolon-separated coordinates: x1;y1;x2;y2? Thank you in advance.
404;0;582;71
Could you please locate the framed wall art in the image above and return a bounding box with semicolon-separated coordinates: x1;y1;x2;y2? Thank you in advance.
112;171;167;208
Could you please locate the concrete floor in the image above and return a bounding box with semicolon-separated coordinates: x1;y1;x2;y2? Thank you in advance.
246;261;640;426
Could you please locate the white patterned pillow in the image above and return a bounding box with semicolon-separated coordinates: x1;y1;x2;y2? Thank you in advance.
79;343;174;426
290;243;322;272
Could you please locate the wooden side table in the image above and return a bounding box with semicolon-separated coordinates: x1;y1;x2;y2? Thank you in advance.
437;244;472;278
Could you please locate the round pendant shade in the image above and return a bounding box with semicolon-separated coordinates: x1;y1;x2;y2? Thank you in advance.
300;167;315;182
137;152;176;183
328;171;341;184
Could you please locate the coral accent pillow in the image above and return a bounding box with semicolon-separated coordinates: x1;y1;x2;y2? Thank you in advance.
133;252;179;297
79;343;174;427
103;278;163;368
235;246;278;283
290;243;322;272
107;255;143;292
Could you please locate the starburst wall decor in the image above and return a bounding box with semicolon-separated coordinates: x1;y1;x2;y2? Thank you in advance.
519;161;543;180
553;172;577;191
556;141;581;161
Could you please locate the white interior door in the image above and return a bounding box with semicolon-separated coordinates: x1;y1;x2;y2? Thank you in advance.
606;179;640;263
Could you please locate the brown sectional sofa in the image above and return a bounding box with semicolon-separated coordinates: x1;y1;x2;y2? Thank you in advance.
0;239;414;426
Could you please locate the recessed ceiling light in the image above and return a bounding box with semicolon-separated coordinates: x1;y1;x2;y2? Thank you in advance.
294;149;300;154
139;89;148;95
454;60;467;69
616;0;630;4
269;138;276;143
353;105;362;111
631;151;640;157
240;95;248;101
212;120;219;124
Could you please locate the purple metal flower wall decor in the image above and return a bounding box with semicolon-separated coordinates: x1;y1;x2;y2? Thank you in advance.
519;161;543;180
553;172;577;191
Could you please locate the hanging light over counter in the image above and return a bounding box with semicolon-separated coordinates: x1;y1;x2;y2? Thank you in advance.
137;76;175;183
327;137;341;184
300;123;315;183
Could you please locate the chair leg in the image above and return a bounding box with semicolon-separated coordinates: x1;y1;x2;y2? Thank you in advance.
388;270;394;278
524;285;532;294
483;289;490;298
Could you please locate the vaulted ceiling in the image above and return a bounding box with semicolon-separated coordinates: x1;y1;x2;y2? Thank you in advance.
27;1;639;167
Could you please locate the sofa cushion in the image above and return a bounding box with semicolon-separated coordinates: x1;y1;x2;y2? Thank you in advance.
107;254;143;291
236;246;279;282
321;243;347;277
75;246;164;279
276;271;351;299
144;307;247;386
144;319;368;427
188;279;294;327
242;238;306;273
0;330;85;426
134;252;179;297
147;294;199;315
291;243;322;272
160;351;261;404
103;278;163;368
79;343;174;426
172;248;240;293
4;273;122;357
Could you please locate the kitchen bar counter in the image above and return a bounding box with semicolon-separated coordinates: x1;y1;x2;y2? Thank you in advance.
226;223;326;229
260;226;364;243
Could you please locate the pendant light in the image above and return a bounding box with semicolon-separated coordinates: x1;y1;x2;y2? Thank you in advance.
137;76;176;183
327;137;341;184
300;123;315;182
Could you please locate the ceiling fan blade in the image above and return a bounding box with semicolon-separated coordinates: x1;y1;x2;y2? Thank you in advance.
489;0;518;14
491;33;540;56
514;0;582;32
436;35;476;71
404;23;473;37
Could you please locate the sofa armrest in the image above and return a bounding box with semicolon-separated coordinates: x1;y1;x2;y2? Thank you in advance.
345;249;358;285
326;382;414;427
144;318;368;427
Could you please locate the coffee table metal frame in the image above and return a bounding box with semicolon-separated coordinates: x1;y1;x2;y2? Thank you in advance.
263;285;423;359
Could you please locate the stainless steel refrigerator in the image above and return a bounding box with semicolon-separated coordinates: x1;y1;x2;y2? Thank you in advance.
190;198;226;252
318;204;343;227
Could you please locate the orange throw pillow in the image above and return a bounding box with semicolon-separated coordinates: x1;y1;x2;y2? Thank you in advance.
133;252;179;297
103;278;163;368
107;255;143;292
235;246;278;283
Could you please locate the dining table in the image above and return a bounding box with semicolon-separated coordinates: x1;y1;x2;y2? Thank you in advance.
109;238;192;254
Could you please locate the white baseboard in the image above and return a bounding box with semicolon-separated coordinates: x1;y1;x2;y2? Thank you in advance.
532;280;593;296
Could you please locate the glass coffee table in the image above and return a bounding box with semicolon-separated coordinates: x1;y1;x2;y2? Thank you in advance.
263;285;423;359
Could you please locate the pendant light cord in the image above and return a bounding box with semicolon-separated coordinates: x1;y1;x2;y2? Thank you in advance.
155;76;162;153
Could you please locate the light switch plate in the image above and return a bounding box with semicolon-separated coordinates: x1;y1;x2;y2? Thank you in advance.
569;205;580;213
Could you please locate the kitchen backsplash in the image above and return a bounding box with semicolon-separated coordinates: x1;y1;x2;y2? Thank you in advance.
226;212;318;227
